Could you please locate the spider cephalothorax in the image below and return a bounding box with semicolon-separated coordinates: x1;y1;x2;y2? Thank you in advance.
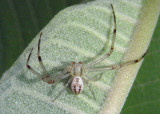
69;62;85;77
26;4;147;102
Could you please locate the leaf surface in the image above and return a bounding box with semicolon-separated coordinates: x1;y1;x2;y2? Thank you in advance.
0;0;159;114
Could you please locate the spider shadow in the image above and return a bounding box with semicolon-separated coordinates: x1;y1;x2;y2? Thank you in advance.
83;15;114;64
18;72;40;84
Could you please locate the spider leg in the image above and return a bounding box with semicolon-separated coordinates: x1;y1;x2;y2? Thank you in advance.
26;48;55;84
83;78;96;100
85;73;103;82
54;70;70;82
52;78;72;102
27;35;70;84
86;50;147;72
38;32;48;76
26;48;43;79
87;4;116;67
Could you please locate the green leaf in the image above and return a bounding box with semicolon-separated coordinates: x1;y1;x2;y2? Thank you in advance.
0;0;159;113
121;9;160;114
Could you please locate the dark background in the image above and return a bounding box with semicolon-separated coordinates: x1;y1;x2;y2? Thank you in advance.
0;0;159;113
0;0;82;77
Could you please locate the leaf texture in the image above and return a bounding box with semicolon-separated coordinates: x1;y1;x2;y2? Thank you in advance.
0;0;159;114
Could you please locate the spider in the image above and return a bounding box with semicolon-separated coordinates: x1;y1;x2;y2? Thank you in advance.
26;4;147;102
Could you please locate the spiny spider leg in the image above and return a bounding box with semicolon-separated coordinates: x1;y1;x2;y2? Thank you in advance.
26;48;43;79
87;4;116;67
26;33;71;84
86;50;147;72
83;78;96;100
52;78;72;102
26;48;53;84
38;33;48;76
85;73;103;82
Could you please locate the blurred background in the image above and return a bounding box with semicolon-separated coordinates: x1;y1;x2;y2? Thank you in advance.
0;0;159;113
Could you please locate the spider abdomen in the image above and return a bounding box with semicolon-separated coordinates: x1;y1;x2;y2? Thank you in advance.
71;76;84;94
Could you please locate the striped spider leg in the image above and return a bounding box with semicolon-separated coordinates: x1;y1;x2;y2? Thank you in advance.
85;4;147;72
86;51;147;72
26;33;70;85
87;4;116;67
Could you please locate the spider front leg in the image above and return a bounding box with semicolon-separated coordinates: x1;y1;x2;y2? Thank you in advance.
26;48;55;84
26;48;43;79
86;50;147;72
87;4;116;67
26;33;70;84
37;33;48;76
